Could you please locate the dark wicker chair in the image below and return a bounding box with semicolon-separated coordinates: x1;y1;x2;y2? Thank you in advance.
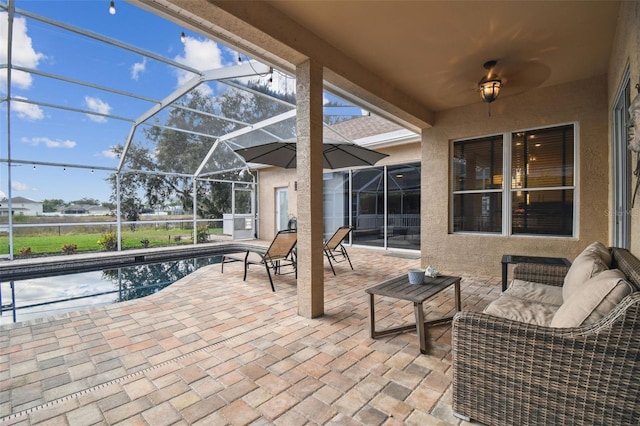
452;247;640;426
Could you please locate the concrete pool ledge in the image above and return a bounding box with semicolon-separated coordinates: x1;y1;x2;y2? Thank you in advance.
0;241;268;281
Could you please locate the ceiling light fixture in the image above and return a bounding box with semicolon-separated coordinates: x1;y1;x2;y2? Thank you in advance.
180;31;186;43
109;0;116;15
478;60;503;108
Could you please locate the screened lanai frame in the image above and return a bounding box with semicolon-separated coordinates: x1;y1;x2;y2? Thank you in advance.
0;0;382;259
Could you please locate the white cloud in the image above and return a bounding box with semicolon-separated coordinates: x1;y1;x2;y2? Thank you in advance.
194;83;213;97
174;36;222;94
21;136;76;149
101;147;119;159
131;57;146;80
84;96;111;123
12;181;29;191
0;14;46;91
12;97;44;120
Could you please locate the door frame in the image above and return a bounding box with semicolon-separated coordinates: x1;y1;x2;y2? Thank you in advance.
275;187;289;232
612;64;631;248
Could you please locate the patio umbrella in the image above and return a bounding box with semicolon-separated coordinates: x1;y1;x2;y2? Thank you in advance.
234;138;389;169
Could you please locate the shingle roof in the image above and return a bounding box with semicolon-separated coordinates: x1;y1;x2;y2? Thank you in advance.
9;196;40;203
328;115;406;141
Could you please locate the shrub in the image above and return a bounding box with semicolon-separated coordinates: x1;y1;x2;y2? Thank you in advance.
61;244;77;255
140;238;150;248
19;247;32;256
195;225;210;243
97;232;120;251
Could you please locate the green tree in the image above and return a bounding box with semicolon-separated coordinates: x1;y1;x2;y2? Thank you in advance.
101;201;116;212
71;197;100;205
42;198;66;213
108;83;293;220
107;144;156;229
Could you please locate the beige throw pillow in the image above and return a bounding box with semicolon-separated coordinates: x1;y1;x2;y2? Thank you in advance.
563;248;609;300
551;269;634;328
582;241;612;267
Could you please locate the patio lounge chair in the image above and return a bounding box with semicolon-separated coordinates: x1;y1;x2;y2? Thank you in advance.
221;229;297;292
324;226;353;275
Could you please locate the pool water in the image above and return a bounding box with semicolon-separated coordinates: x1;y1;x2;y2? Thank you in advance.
0;255;222;325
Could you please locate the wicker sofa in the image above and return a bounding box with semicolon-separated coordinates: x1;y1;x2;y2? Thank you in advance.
452;245;640;426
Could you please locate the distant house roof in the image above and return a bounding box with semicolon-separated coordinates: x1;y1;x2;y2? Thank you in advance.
87;205;111;213
328;115;418;147
330;115;405;140
63;207;89;214
61;204;110;215
8;196;41;203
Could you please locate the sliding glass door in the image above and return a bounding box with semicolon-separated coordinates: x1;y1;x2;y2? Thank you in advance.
323;162;420;250
386;164;420;249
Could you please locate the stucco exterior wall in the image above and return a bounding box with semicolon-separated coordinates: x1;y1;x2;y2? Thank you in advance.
421;76;609;277
256;168;297;241
608;1;640;254
375;142;421;166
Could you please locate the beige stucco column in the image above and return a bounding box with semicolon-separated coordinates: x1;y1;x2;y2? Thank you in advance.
296;59;325;318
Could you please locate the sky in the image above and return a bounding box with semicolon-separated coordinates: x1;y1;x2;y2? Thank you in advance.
0;0;368;205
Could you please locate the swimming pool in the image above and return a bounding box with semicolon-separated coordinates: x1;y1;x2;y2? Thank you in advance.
0;254;224;325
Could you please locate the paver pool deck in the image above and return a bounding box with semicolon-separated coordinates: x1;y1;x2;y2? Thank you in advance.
0;245;499;425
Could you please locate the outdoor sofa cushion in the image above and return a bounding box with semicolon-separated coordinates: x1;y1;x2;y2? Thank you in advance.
551;268;635;327
503;279;564;305
483;295;558;326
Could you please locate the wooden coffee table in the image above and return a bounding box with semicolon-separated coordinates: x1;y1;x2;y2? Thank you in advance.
365;274;461;354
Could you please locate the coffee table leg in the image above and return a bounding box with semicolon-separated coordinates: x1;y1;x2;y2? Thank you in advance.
368;293;376;338
414;302;427;354
454;280;461;312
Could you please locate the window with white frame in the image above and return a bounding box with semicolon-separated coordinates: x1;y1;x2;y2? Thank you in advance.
452;124;575;236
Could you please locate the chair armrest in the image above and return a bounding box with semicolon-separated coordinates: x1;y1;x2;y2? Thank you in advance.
452;293;640;426
512;263;569;286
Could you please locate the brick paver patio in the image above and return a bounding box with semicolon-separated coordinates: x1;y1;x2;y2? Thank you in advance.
0;247;500;424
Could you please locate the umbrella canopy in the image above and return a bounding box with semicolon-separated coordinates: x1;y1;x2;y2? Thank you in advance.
234;138;389;169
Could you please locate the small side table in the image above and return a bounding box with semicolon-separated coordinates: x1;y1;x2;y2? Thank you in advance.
501;254;571;291
365;274;461;354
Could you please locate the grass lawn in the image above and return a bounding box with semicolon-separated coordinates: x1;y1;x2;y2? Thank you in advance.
1;228;224;257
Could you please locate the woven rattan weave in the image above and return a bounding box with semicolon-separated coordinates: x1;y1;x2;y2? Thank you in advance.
452;247;640;426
